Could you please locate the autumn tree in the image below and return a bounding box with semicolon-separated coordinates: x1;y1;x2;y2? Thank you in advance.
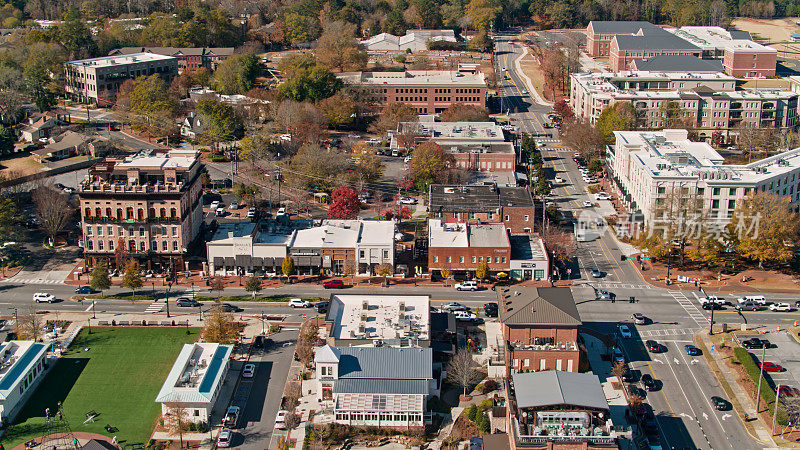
245;276;262;298
279;65;342;103
553;99;574;120
730;192;800;268
610;360;628;382
376;263;393;286
596;102;636;145
212;53;260;95
543;228;577;264
660;101;684;128
127;75;178;137
201;303;240;344
121;260;142;300
33;185;74;246
441;104;490;122
351;142;384;186
282;256;296;279
210;276;225;299
16;308;43;342
315;21;367;72
475;260;489;281
465;0;501;30
368;103;418;135
447;349;482;396
410;142;454;191
196;98;244;145
286;145;353;191
89;260;111;295
319;92;356;128
328;186;361;219
541;47;566;100
560;120;604;161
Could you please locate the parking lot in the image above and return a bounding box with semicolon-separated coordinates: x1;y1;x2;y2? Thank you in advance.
737;331;800;390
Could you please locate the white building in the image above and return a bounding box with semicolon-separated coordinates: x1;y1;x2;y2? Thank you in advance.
155;343;233;423
360;29;457;52
610;129;800;227
315;345;435;427
65;53;177;104
324;294;431;347
0;341;50;423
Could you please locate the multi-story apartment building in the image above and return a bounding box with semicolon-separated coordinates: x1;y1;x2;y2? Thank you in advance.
586;21;660;57
609;27;702;72
78;149;204;271
609;129;800;227
336;70;487;114
498;287;582;377
65;53;178;105
428;184;536;233
570;71;798;142
108;47;234;72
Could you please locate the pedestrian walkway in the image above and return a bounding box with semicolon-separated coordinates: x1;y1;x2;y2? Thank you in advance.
669;290;710;327
639;327;701;338
593;281;656;290
1;269;70;285
143;301;164;313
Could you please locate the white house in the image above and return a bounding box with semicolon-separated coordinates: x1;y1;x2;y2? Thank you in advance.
19;112;59;142
315;345;435;428
155;343;233;424
0;341;50;423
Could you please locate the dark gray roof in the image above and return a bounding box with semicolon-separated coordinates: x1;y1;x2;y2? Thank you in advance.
498;287;581;326
338;347;432;380
429;185;533;213
632;55;723;72
615;29;698;51
589;21;658;35
512;371;609;410
334;378;429;395
730;30;753;40
110;47;235;57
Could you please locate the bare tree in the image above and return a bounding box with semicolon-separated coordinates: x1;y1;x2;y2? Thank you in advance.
543;228;577;264
201;303;240;344
16;308;43;341
33;185;75;246
163;398;190;449
447;349;483;396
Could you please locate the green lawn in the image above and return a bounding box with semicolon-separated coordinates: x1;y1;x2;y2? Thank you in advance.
2;327;199;448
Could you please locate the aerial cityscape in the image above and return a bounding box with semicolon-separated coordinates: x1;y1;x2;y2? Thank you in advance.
4;2;800;449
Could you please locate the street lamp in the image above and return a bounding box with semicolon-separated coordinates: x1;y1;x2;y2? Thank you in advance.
665;248;673;284
755;343;767;413
165;281;172;318
92;299;97;320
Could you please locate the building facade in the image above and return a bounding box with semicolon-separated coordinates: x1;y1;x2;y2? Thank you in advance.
78;150;204;271
586;21;660;57
109;47;235;72
428;219;511;277
65;53;177;105
668;27;777;78
337;70;487;114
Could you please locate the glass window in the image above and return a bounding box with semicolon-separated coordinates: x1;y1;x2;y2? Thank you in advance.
459;256;464;263
172;226;178;237
713;188;721;196
433;256;438;263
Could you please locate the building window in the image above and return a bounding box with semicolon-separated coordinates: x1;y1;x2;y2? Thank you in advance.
359;250;365;258
523;228;531;233
459;256;464;263
383;249;389;258
446;256;452;263
172;226;178;237
501;257;506;263
108;240;114;250
730;188;737;195
107;226;114;235
86;226;93;236
657;186;666;194
472;256;476;263
433;256;438;263
504;215;510;221
139;241;145;252
524;215;529;221
98;240;104;251
713;188;721;196
712;199;720;209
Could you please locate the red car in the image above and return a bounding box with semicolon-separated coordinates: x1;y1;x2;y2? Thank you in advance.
322;279;345;289
758;362;784;372
778;386;800;397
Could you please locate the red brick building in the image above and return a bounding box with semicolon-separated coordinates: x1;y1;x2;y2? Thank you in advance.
428;184;536;234
427;219;510;278
498;287;582;378
586;21;660;57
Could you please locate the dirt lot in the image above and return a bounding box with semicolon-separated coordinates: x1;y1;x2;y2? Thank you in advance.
0;152;44;178
732;17;800;44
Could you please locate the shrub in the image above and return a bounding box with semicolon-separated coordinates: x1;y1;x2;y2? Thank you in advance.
734;347;787;425
466;404;479;422
480;379;498;394
479;399;493;411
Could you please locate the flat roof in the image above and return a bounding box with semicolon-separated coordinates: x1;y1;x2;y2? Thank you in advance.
668;26;775;53
631;55;723;72
0;341;48;398
290;220;394;249
512;371;609;410
155;343;233;403
398;121;504;141
210;222;257;241
116;150;198;170
510;234;547;261
68;52;176;68
429;184;532;212
337;70;486;86
326;295;431;342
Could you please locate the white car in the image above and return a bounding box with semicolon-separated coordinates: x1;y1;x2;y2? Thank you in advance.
554;177;564;183
397;196;417;205
275;410;289;429
699;296;726;306
770;302;792;312
454;280;479;291
242;363;255;378
276;207;287;217
618;324;632;338
217;429;233;448
582;201;594;208
288;298;311;308
453;310;480;323
595;192;611;200
224;406;240;427
279;134;292;141
737;295;768;305
209;201;220;210
33;293;55;303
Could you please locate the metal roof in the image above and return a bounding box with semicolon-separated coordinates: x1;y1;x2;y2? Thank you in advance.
429;184;533;212
631;55;723;73
334;378;429;395
614;29;699;51
498;287;581;326
338;347;432;380
512;371;609;410
588;21;658;35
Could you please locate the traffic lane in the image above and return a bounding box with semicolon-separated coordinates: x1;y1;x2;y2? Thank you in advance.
240;330;298;449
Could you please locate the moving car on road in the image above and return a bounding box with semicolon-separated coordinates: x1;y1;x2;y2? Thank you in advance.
483;302;498;317
322;279;345;289
288;298;312;308
442;302;469;312
33;293;55;303
219;303;243;313
582;201;594;208
176;298;200;307
74;286;96;294
315;301;330;313
455;280;479;291
645;340;661;352
770;302;792;312
599;290;613;300
591;267;603;278
641;374;659;391
454;310;483;324
631;313;647;325
711;396;730;411
685;344;701;356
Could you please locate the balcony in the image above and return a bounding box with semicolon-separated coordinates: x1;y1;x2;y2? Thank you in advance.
79;182;185;195
83;216;183;224
513;418;617;448
507;341;578;352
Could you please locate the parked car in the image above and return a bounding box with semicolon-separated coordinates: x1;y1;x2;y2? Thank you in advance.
641;374;658;391
685;344;701;356
554;177;564;183
711;396;730;411
483;302;499;317
454;310;482;323
397;196;417;205
242;363;255;378
455;280;479;291
442;302;469;312
315;301;330;313
758;361;784;372
33;293;55;303
219;303;243;313
176;297;200;307
74;286;96;294
618;324;632;338
322;279;345;289
645;340;661;353
229;201;239;210
582;201;594;208
288;298;311;308
631;313;647;325
215;206;226;216
275;410;289;429
612;346;625;364
223;406;240;427
770;302;792;312
742;338;771;349
595;192;611;200
599;290;613;300
591;267;603;278
217;429;233;448
778;386;800;397
209;200;221;210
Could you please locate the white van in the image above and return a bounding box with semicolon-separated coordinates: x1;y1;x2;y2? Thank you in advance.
737;295;767;305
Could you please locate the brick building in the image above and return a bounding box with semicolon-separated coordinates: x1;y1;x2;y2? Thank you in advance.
609;28;701;72
336;70;487;114
428;184;536;234
427;219;510;278
78;149;204;272
109;47;235;72
65;53;177;105
498;287;582;377
586;21;660;57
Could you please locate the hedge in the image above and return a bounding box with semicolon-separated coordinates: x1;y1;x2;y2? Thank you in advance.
734;347;788;425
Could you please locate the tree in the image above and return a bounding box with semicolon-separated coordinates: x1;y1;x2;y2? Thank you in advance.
447;349;482;396
33;185;74;246
212;53;260;95
286;145;352;191
368;103;418;135
127;75;178;138
441;104;490;122
279;66;342;103
439;264;452;286
610;360;627;382
730;192;800;268
475;260;489;281
121;260;142;300
465;0;501;30
0;125;15;156
201;303;239;344
342;259;357;283
541;47;566;100
89;260;111;294
328;186;361;219
319;93;356;128
282;13;322;44
245;276;262;298
553;99;574;120
163;399;190;448
282;255;296;280
410;142;454;192
315;21;367;72
16;308;43;341
596;103;636;145
196;98;244;144
543;228;577;264
535;177;551;196
351;142;384;185
468;31;493;52
587;160;604;173
210;276;225;299
376;263;393;286
560;120;604;161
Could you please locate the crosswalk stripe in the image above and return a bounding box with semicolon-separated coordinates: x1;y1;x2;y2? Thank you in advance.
144;301;163;313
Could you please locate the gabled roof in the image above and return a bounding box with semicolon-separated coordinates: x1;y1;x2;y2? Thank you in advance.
589;21;659;35
512;371;609;410
315;344;341;364
498;287;581;326
337;347;432;380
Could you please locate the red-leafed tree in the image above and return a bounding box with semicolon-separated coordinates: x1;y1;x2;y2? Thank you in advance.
328;186;360;219
553;99;574;120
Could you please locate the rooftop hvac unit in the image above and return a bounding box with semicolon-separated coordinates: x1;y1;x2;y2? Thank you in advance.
362;301;369;310
399;302;405;312
358;323;365;333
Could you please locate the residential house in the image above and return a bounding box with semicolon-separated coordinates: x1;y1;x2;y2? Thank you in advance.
19;112;59;142
180;112;205;139
31;131;91;162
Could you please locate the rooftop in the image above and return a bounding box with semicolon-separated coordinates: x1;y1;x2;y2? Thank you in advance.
631;55;724;72
115;150;198;170
429;184;533;212
512;371;609;410
428;219;509;248
290;220;393;249
155;343;233;404
109;46;235;57
614;27;698;51
337;70;486;86
326;294;431;343
509;234;548;261
68;52;176;68
397;121;504;142
668;26;774;53
0;341;48;399
210;222;258;242
588;21;660;35
497;286;581;326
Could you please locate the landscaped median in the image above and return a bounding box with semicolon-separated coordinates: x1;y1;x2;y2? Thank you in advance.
733;347;788;426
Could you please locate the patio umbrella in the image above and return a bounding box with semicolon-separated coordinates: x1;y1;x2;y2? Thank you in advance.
497;272;508;278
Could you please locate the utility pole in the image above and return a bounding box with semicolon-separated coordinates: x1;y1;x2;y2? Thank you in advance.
756;343;767;412
165;281;172;318
773;385;782;435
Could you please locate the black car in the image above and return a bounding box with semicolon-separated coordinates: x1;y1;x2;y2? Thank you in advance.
315;301;330;313
711;396;731;411
74;286;96;294
641;374;659;391
253;335;273;349
702;302;723;310
742;338;771;349
176;297;200;307
483;302;499;317
645;340;661;353
622;368;639;382
220;303;243;313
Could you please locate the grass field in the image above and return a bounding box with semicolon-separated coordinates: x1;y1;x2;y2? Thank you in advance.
2;327;199;448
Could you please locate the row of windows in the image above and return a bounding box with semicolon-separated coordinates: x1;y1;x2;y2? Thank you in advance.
512;358;573;371
432;255;507;264
396;88;427;94
86;239;179;252
86;225;178;237
455;97;481;102
84;207;180;220
18;358;44;397
335;412;423;422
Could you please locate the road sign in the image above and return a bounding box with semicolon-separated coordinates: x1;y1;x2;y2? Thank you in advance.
302;314;307;319
711;344;715;354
